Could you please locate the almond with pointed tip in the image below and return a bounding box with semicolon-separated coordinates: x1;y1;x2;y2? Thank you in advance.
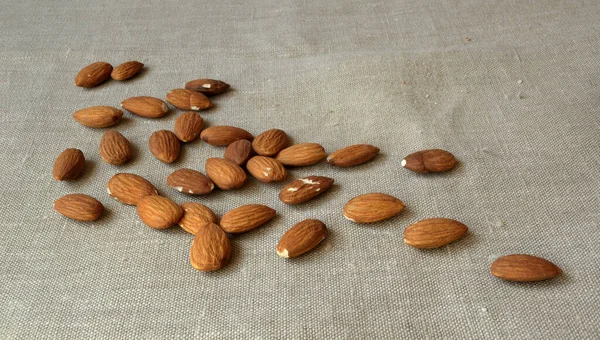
491;254;561;282
166;89;212;111
136;195;183;229
53;148;85;181
190;222;231;271
402;149;457;173
200;126;253;147
279;176;334;204
174;112;203;142
107;173;158;205
111;61;144;80
246;156;287;183
224;139;253;165
252;129;288;156
149;130;181;163
327;144;379;167
277;219;327;258
99;130;132;165
185;79;230;95
121;96;168;118
219;204;275;233
75;62;112;88
167;168;214;195
205;158;247;190
72;106;123;128
54;194;104;221
179;202;218;235
404;218;468;249
275;143;326;166
343;193;405;223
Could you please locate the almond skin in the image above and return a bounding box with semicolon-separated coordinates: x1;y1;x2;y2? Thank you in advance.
246;156;287;183
149;130;181;163
54;194;104;221
402;149;457;173
110;61;144;80
107;173;158;205
75;62;112;88
343;193;405;223
200;126;253;147
167;168;214;195
99;130;132;165
185;79;230;95
220;204;275;233
327;144;380;167
205;158;247;190
166;89;212;111
279;176;334;204
252;129;288;156
404;218;468;249
136;195;183;229
174;112;204;142
53;148;85;181
190;222;231;271
275;143;326;166
121;96;168;118
72;106;123;128
179;202;219;235
491;254;561;282
277;219;327;258
224;139;253;165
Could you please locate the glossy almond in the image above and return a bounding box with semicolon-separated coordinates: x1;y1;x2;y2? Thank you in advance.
220;204;275;233
252;129;288;156
136;195;183;229
72;106;123;128
205;158;247;190
110;61;144;80
402;149;457;173
99;130;132;165
179;202;218;235
343;193;405;223
174;112;203;142
246;156;287;183
279;176;334;204
327;144;379;167
185;79;230;95
491;254;561;282
149;130;181;163
190;222;231;271
277;219;327;258
200;126;253;147
75;62;112;88
275;143;326;166
404;218;468;249
166;89;212;111
224;139;253;165
167;168;214;195
107;173;158;205
52;148;85;181
54;194;104;221
121;96;168;118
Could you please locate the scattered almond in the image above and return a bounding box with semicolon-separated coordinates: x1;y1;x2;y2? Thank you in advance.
275;143;326;166
277;219;327;258
121;96;168;118
402;149;457;173
167;168;214;195
107;173;158;205
246;156;287;183
75;61;112;88
252;129;288;156
205;158;247;190
99;130;132;165
279;176;334;204
327;144;379;167
491;254;561;282
200;126;253;147
166;89;212;111
136;195;183;229
343;193;405;223
185;79;230;95
149;130;181;163
220;204;275;233
174;112;203;142
190;222;231;271
52;148;85;181
72;106;123;128
110;61;144;80
403;218;468;249
179;202;218;235
224;139;253;165
54;194;104;221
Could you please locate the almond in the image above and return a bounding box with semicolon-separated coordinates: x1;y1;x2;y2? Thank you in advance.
220;204;275;233
75;61;112;88
149;130;181;163
185;79;230;95
174;112;203;142
252;129;288;156
99;130;132;165
190;222;231;271
167;168;214;195
275;143;326;166
402;149;457;173
179;202;218;235
110;61;144;80
72;106;123;128
200;126;253;147
107;173;158;205
327;144;380;167
224;139;253;165
246;156;287;183
121;96;169;118
54;194;104;221
491;254;561;282
136;195;183;229
205;158;247;190
277;219;327;258
166;89;212;111
404;218;468;249
343;193;405;223
52;148;85;181
279;176;334;204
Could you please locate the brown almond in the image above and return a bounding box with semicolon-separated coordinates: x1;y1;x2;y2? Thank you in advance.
327;144;380;167
179;202;218;235
246;156;287;183
99;130;132;165
72;106;123;128
110;61;144;80
403;218;468;249
185;79;230;95
252;129;288;156
75;62;112;88
52;148;85;181
343;193;405;223
149;130;181;163
121;96;168;118
277;219;327;258
200;126;253;147
402;149;457;173
54;194;104;221
136;195;183;229
491;254;561;282
224;139;253;165
167;168;214;195
107;173;158;205
166;89;212;111
279;176;334;204
275;143;326;166
190;222;231;271
220;204;275;233
205;158;247;190
174;112;204;142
